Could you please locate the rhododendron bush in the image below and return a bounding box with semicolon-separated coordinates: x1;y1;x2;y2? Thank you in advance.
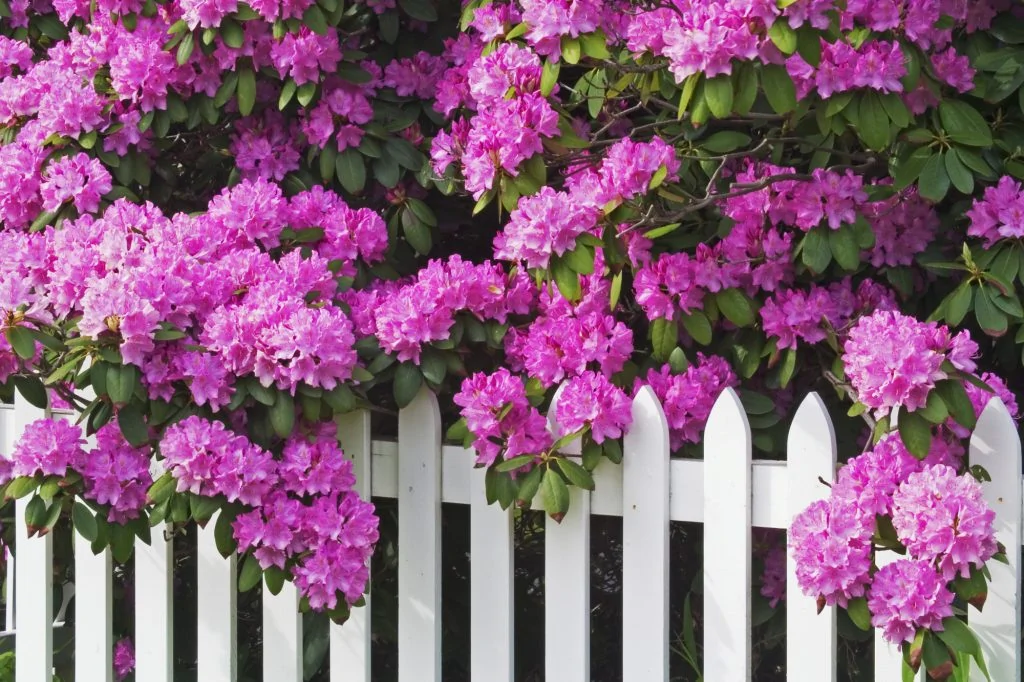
2;0;1024;675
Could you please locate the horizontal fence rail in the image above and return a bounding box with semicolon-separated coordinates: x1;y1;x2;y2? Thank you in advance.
0;384;1020;682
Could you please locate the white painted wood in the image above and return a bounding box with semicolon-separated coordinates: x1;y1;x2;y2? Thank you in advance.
397;387;442;682
10;396;53;682
197;513;237;682
263;581;302;682
970;398;1022;682
135;524;173;682
75;533;113;682
332;409;374;682
703;387;752;682
369;442;790;527
622;386;670;681
469;450;514;682
544;384;589;682
4;545;13;633
785;393;837;682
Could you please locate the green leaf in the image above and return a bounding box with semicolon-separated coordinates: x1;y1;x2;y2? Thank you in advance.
918;153;950;202
5;326;35;360
846;597;871;630
147;472;176;505
975;286;1008;336
857;91;891;151
385;138;425;172
419;350;446;385
893;147;933;190
239;554;263;592
107;364;138;405
398;0;437;21
828;226;861;271
679;311;711;346
117;403;149;447
563;244;594;275
934;379;975;430
236;67;256;117
761;65;797;114
551;257;581;302
939;101;993;147
898;407;932;460
801;227;832;273
540;59;560;97
778;348;797;388
561;36;581;65
609;271;623;310
944;149;975;195
918;390;949;424
495;454;535;472
393;363;423;409
767;19;797;54
176;31;194;65
677;73;700;119
270;391;295;438
943;283;973;326
650;318;678;362
110;522;135;563
935;618;990;681
668;347;689;373
73;502;98;543
13;376;47;410
401;209;432;255
555;457;595;491
716;289;755;327
580;30;610;59
702;131;751;153
336;149;366;194
704;75;734;118
302;4;328;33
372;156;400;188
541;467;570;520
189;494;220;526
220;19;245;47
296;82;317;107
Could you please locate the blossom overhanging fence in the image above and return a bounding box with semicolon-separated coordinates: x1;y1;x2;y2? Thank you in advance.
0;383;1020;682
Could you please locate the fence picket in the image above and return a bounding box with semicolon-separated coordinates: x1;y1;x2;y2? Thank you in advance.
785;393;837;682
135;524;173;682
545;385;590;682
74;535;112;682
622;386;670;681
332;409;373;682
469;450;514;682
10;396;53;682
970;398;1022;682
197;514;237;682
703;387;752;682
263;582;302;682
397;387;442;682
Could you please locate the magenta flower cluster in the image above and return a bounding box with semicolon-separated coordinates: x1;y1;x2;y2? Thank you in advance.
792;433;998;644
842;310;978;417
966;176;1024;247
163;416;378;611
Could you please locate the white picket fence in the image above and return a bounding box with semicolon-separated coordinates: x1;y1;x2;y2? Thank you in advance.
0;383;1021;682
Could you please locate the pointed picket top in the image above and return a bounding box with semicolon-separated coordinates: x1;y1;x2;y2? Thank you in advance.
622;385;670;681
397;385;443;682
970;397;1022;682
785;392;837;682
544;381;589;682
703;387;752;682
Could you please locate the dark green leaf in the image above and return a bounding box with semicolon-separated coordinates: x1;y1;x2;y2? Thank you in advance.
336;149;366;194
857;91;890;151
650;318;678;362
541;467;570;520
73;502;98;543
236;67;256;117
117;403;149;447
801;228;832;273
680;312;711;345
939;101;993;147
5;326;34;360
14;376;48;410
716;289;755;327
393;363;423;409
761;65;796;114
239;554;263;592
975;286;1008;336
555;457;595;491
551;258;581;302
398;0;436;21
846;597;871;630
944;149;975;195
918;153;950;202
898;407;932;459
767;19;797;54
270;391;295;438
704;75;734;118
516;465;544;504
828;226;861;271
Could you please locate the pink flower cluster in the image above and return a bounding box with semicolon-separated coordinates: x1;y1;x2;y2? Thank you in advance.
792;436;998;644
4;420;153;523
113;638;135;681
842;310;978;417
864;187;938;268
787;41;905;100
494;186;599;269
163;416;378;611
504;261;632;387
454;368;553;468
966;176;1024;247
640;355;738;450
555;371;632;443
348;255;534;365
760;279;897;350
